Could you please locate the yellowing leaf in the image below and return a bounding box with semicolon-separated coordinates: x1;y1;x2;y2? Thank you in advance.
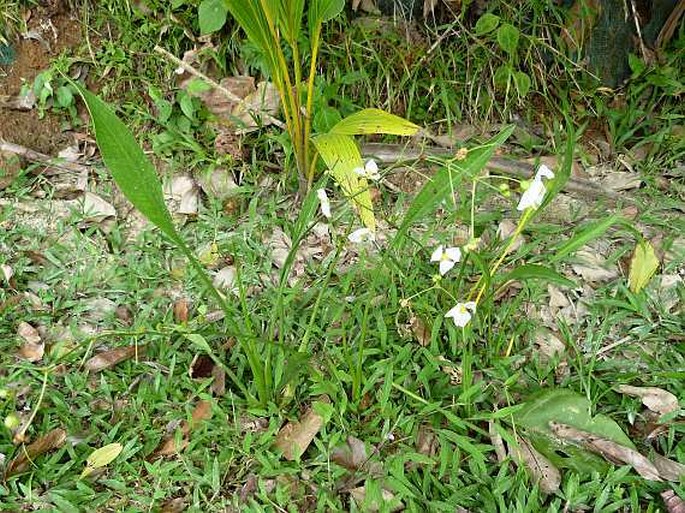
628;240;659;293
329;108;419;136
81;442;123;478
312;133;375;230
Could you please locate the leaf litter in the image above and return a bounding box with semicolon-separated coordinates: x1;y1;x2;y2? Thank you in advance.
615;385;679;416
274;396;330;461
149;400;213;459
6;427;67;477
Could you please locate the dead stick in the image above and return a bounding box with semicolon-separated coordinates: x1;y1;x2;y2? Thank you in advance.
361;142;621;201
0;139;91;175
153;45;285;130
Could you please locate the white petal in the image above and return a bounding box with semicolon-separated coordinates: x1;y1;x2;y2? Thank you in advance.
444;247;462;262
316;189;331;218
348;227;375;243
444;303;473;328
517;180;546;211
353;167;366;177
439;259;455;276
365;159;378;174
536;164;555;181
464;301;477;312
430;246;444;262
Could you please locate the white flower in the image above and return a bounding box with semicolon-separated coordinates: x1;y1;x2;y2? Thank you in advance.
353;159;381;181
517;164;555;211
430;245;462;276
445;301;477;328
348;227;375;243
316;188;331;219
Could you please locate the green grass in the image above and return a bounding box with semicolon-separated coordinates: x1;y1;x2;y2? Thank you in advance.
1;1;684;511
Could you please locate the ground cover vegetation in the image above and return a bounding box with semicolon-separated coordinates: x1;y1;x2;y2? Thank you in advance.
0;0;684;511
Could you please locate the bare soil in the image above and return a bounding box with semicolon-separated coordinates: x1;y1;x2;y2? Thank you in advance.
0;4;82;154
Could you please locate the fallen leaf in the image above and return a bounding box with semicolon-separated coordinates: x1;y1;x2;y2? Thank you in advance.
349;485;403;512
85;345;146;372
1;263;14;282
81;442;123;478
650;453;685;482
213;265;237;292
197;167;239;200
417;424;439;459
160;497;187;513
509;435;561;494
550;422;661;481
17;321;44;362
408;314;431;346
497;219;525;254
82;297;117;322
616;385;679;416
6;428;67;477
488;421;507;463
149;400;212;460
232;81;280;131
534;329;566;363
571;249;619;283
628;241;659;293
274;396;330;460
266;227;292;269
173;298;190;323
82;192;117;223
331;435;369;471
189;355;226;396
601;171;642;191
164;175;200;216
662;490;685;513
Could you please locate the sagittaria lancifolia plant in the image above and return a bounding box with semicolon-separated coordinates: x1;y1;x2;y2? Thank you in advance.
198;0;420;231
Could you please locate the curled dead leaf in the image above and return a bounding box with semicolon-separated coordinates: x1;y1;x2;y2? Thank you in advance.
616;385;679;416
550;422;661;481
650;453;685;482
149;400;212;460
17;321;44;362
85;345;146;372
662;490;685;513
6;428;67;477
274;396;329;461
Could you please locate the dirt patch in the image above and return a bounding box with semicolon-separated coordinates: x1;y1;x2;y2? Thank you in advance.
0;5;82;154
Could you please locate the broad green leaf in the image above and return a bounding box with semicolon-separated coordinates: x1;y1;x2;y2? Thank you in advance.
499;264;575;288
184;333;213;354
475;13;500;35
497;23;520;55
513;71;531;97
329;108;419;136
74;85;179;244
308;0;344;36
199;0;228;34
55;85;73;108
493;64;511;88
313;106;342;133
394;125;514;246
312;133;375;230
551;214;622;262
515;389;634;449
81;443;122;478
628;240;659;293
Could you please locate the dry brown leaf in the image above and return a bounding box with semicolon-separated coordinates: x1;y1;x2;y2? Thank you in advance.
534;329;566;363
601;171;642;191
6;428;67;477
173;298;190;323
331;435;369;471
213;266;237;293
416;424;439;458
164;175;200;216
571;249;619;283
150;400;212;460
349;485;403;512
509;436;561;494
1;263;13;282
197;167;239;200
408;314;431;346
160;497;187;513
266;227;292;269
17;321;44;362
616;385;679;416
85;345;146;372
497;219;525;254
274;396;329;460
662;490;685;513
82;192;117;223
650;453;685;482
550;422;661;481
488;421;507;463
197;76;255;117
232;82;280;131
189;355;226;396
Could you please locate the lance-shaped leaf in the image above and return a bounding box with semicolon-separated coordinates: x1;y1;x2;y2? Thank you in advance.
628;240;659;293
75;85;179;244
329;108;420;136
395;125;514;246
277;0;305;48
313;133;375;230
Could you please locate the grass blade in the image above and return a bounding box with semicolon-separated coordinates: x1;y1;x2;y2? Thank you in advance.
551;214;622;262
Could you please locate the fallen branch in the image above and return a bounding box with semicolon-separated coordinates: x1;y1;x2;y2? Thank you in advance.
361;142;621;201
0;139;91;175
